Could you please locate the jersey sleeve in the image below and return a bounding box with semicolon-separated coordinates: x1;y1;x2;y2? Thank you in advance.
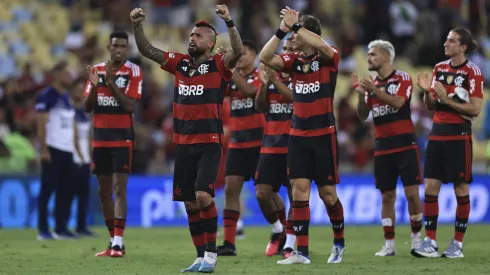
84;67;97;97
250;71;261;90
215;53;233;82
279;53;297;73
161;52;185;75
429;66;439;97
126;64;143;100
469;65;484;98
395;72;413;101
325;46;340;69
35;90;54;113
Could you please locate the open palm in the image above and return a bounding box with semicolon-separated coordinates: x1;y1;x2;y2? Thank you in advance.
417;72;431;91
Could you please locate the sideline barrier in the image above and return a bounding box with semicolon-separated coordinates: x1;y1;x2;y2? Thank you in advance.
0;175;489;228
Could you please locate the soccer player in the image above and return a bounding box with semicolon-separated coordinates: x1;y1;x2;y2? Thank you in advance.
412;28;483;259
254;37;299;258
84;31;143;257
71;78;94;236
131;4;243;272
353;40;423;256
218;40;264;256
260;8;345;264
36;61;83;240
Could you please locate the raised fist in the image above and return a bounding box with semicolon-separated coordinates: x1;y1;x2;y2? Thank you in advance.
130;8;145;23
216;5;231;21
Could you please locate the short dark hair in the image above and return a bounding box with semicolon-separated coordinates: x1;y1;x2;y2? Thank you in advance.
300;14;321;36
242;40;258;55
451;28;479;53
110;31;129;42
51;60;68;74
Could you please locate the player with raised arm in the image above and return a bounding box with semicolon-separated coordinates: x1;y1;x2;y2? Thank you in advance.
131;4;243;272
217;40;265;256
353;40;423;257
84;31;143;257
254;37;299;258
260;7;345;264
412;29;483;259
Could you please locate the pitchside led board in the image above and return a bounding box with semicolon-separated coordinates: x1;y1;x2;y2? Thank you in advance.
0;175;489;228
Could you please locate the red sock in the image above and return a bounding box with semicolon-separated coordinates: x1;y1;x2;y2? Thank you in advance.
383;225;395;240
114;218;126;237
424;195;439;240
105;218;114;238
285;220;294;235
277;208;287;226
187;209;206;257
292;201;310;256
455;195;470;242
201;201;218;253
326;199;345;246
223;209;239;245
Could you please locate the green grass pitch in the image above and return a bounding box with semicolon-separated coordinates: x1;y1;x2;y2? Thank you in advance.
0;225;488;274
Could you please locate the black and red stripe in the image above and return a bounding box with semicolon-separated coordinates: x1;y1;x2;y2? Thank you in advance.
260;75;293;154
171;56;229;145
289;58;338;137
369;72;417;156
227;69;264;149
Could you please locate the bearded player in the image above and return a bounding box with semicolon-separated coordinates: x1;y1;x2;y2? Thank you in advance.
84;31;142;257
412;28;483;259
131;5;243;272
354;40;423;257
260;8;345;264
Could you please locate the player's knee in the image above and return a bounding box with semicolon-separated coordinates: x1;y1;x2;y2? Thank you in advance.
454;182;469;196
195;191;212;207
98;186;112;200
424;179;442;195
381;190;396;204
255;188;272;202
113;183;126;198
224;181;240;198
318;185;338;204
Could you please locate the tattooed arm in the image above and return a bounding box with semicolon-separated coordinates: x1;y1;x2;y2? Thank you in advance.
216;4;244;68
130;8;166;65
224;26;244;69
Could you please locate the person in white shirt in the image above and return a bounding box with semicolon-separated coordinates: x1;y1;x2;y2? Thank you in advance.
35;61;83;240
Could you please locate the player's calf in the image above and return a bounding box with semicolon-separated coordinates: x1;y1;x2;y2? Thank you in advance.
112;174;128;254
255;184;285;256
319;185;345;263
219;176;243;256
404;185;423;250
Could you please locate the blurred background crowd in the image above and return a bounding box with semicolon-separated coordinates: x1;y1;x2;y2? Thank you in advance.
1;0;490;175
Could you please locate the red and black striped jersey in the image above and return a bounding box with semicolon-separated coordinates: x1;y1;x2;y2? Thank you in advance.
279;48;340;137
260;73;293;154
161;52;232;145
84;61;142;148
365;70;417;156
226;69;265;149
429;60;483;140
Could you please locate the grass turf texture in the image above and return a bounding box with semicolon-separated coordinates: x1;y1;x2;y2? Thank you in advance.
0;225;488;274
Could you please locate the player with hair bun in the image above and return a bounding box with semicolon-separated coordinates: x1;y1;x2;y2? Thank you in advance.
412;28;483;259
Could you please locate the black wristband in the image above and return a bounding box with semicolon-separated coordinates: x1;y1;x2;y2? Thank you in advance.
291;23;303;33
225;20;235;28
275;28;287;40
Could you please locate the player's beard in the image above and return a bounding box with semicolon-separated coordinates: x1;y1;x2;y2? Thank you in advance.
188;46;206;58
368;63;381;71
